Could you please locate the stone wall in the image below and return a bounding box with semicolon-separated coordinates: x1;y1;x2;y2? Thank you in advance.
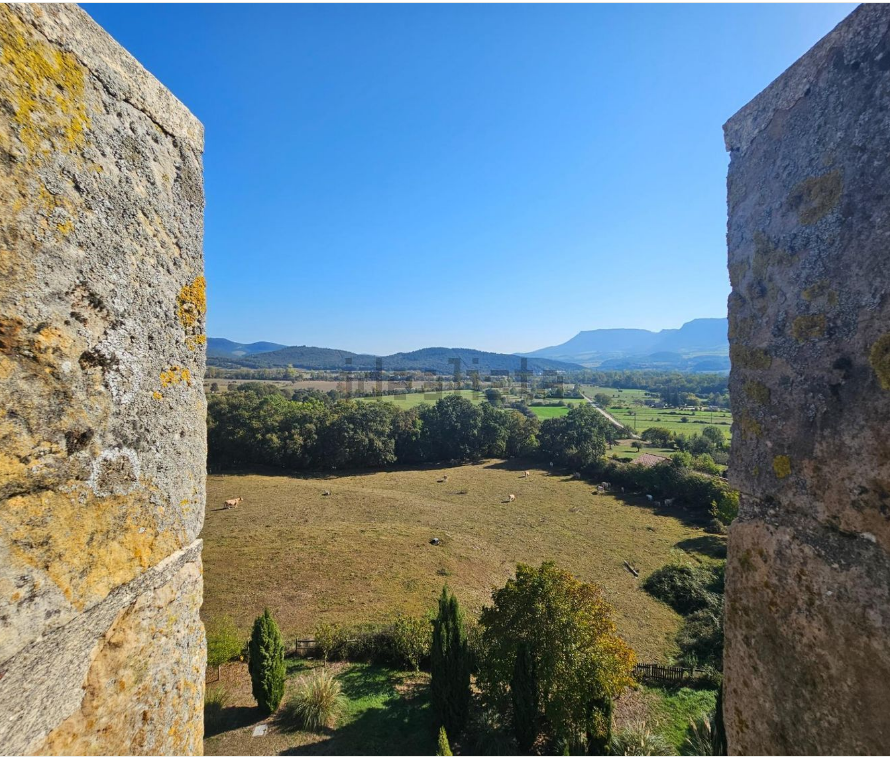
0;4;205;755
724;4;890;755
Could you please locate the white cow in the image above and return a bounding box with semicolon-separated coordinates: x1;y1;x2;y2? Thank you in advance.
572;472;581;480
602;482;611;490
664;498;675;507
522;470;530;478
507;494;516;502
645;494;653;502
224;496;243;508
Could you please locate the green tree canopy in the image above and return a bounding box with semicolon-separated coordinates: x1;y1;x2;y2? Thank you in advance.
478;562;635;752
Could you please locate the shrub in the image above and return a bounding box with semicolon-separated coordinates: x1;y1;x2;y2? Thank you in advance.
315;621;350;663
643;563;721;616
711;489;739;525
610;722;674;755
431;587;471;736
390;614;433;671
248;608;286;715
436;726;454;756
283;670;345;731
206;616;244;668
677;605;724;670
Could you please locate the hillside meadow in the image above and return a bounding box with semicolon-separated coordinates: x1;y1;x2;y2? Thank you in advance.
201;459;723;663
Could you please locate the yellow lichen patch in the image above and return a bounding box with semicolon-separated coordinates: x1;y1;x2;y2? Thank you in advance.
176;276;206;330
159;366;192;388
743;380;771;406
869;333;890;390
773;455;792;480
184;334;206;352
0;486;179;609
787;170;843;225
791;314;827;342
152;391;163;400
0;7;91;159
731;345;773;370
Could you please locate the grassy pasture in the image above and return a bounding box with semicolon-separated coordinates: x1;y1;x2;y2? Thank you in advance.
580;386;732;439
202;460;722;663
370;389;491;409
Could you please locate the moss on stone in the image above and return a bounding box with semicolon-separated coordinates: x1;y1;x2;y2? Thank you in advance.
743;380;771;405
731;345;773;370
869;333;890;390
787;170;843;225
772;455;791;480
791;314;827;342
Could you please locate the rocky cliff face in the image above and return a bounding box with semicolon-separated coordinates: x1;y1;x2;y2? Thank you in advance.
0;4;206;754
724;4;890;755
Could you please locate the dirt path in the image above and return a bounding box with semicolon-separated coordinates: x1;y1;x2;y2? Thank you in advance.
581;393;639;438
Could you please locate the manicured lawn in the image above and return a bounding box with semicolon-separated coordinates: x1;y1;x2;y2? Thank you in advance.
202;460;722;663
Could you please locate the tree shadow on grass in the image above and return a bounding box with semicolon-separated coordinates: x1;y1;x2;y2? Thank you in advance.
675;534;727;560
279;665;435;756
204;704;266;738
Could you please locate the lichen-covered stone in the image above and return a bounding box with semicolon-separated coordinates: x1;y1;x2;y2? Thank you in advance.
0;4;205;755
724;4;890;755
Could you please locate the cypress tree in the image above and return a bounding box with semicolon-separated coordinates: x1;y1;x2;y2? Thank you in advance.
430;586;470;736
511;641;540;754
436;726;454;756
247;608;286;715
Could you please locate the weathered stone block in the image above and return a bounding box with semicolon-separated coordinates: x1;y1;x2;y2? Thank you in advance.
724;4;890;755
0;4;205;754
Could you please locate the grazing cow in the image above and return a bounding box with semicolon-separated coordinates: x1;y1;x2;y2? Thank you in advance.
645;494;653;502
322;490;331;497
430;538;441;546
507;494;516;502
522;470;530;478
224;497;243;508
572;472;581;480
602;482;611;490
437;475;448;483
664;498;675;507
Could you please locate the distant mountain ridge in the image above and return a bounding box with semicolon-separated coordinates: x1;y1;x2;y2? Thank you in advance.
207;340;581;375
527;318;729;370
206;338;287;358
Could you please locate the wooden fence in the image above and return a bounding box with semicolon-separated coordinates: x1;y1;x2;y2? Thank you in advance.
293;638;318;657
633;663;706;686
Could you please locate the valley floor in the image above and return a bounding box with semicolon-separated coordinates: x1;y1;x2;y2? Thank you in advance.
202;459;724;662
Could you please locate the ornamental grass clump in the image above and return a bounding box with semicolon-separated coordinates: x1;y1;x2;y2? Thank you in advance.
284;670;346;732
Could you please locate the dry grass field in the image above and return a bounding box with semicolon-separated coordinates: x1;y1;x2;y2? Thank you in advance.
202;460;723;662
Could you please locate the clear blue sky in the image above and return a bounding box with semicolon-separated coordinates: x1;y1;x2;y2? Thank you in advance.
83;3;854;355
